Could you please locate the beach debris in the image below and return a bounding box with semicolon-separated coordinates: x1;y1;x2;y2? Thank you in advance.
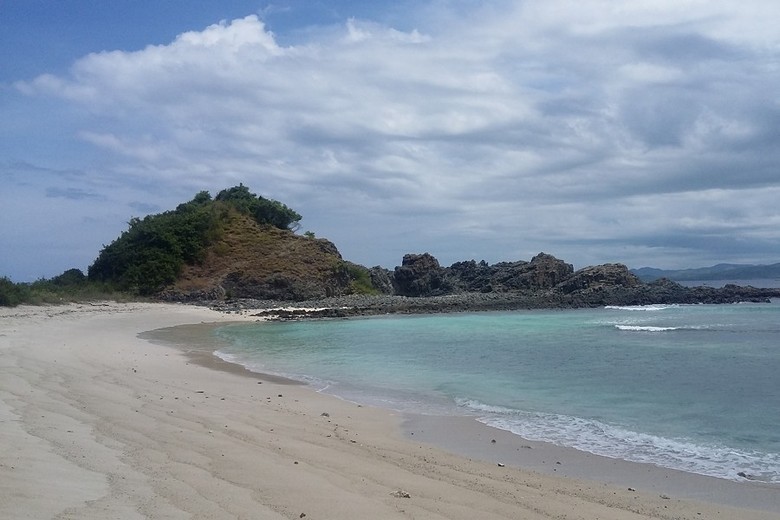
299;513;306;518
391;490;411;498
737;471;758;480
497;463;505;467
628;487;636;492
491;439;496;444
660;494;671;500
321;412;330;417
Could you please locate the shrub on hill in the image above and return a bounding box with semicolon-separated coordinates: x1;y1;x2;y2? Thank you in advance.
337;262;380;295
87;186;302;295
215;184;301;231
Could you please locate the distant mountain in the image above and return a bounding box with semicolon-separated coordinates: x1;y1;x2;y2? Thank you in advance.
631;263;780;282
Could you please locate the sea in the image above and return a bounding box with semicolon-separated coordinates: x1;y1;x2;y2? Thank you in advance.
213;298;780;484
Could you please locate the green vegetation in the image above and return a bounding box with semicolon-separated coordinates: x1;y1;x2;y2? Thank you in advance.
87;185;303;295
0;276;28;306
87;191;217;295
338;262;379;295
215;185;301;231
0;270;131;307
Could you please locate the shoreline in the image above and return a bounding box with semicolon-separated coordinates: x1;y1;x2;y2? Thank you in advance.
1;302;778;519
150;316;780;514
404;415;780;512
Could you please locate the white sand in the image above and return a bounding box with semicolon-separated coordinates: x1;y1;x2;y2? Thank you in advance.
1;302;777;519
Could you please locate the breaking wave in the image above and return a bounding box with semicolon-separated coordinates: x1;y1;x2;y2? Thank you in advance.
455;398;780;483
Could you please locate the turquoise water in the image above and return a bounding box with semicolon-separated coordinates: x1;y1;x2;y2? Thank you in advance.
214;301;780;483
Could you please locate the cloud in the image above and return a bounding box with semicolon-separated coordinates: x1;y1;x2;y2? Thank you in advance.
12;2;780;272
45;187;104;200
128;201;162;214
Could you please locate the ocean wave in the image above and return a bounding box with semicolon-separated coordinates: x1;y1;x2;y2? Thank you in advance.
614;325;679;332
455;398;780;483
213;349;242;365
604;304;679;311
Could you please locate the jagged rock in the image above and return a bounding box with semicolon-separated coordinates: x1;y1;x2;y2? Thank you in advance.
522;253;574;289
555;263;641;293
478;261;532;291
447;260;494;292
394;253;451;296
312;237;341;257
445;253;573;293
368;266;395;294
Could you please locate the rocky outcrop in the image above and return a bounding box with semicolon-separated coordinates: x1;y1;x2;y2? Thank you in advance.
447;260;494;292
393;253;450;296
521;253;575;289
368;266;395;294
554;263;641;293
167;231;780;307
446;253;573;293
366;252;780;308
392;251;574;297
218;270;348;301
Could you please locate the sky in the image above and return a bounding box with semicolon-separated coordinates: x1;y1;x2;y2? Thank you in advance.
2;0;780;282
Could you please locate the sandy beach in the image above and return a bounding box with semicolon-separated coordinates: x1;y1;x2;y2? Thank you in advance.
1;303;778;519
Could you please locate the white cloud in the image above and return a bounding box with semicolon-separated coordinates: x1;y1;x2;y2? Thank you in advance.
10;2;780;274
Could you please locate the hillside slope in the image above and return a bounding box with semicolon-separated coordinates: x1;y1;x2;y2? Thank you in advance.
170;210;364;301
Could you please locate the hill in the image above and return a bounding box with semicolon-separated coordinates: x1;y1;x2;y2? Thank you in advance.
631;263;780;282
87;185;375;300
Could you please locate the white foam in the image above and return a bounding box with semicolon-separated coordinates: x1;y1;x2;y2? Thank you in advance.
615;325;678;332
605;304;679;311
456;398;780;483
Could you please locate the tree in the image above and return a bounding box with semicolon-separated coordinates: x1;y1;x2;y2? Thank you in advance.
216;184;301;230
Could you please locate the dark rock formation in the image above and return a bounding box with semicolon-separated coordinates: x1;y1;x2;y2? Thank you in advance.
518;253;575;290
554;263;641;293
368;266;395;294
220;271;332;301
169;240;780;310
402;252;574;295
393;253;450;296
447;260;494;292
